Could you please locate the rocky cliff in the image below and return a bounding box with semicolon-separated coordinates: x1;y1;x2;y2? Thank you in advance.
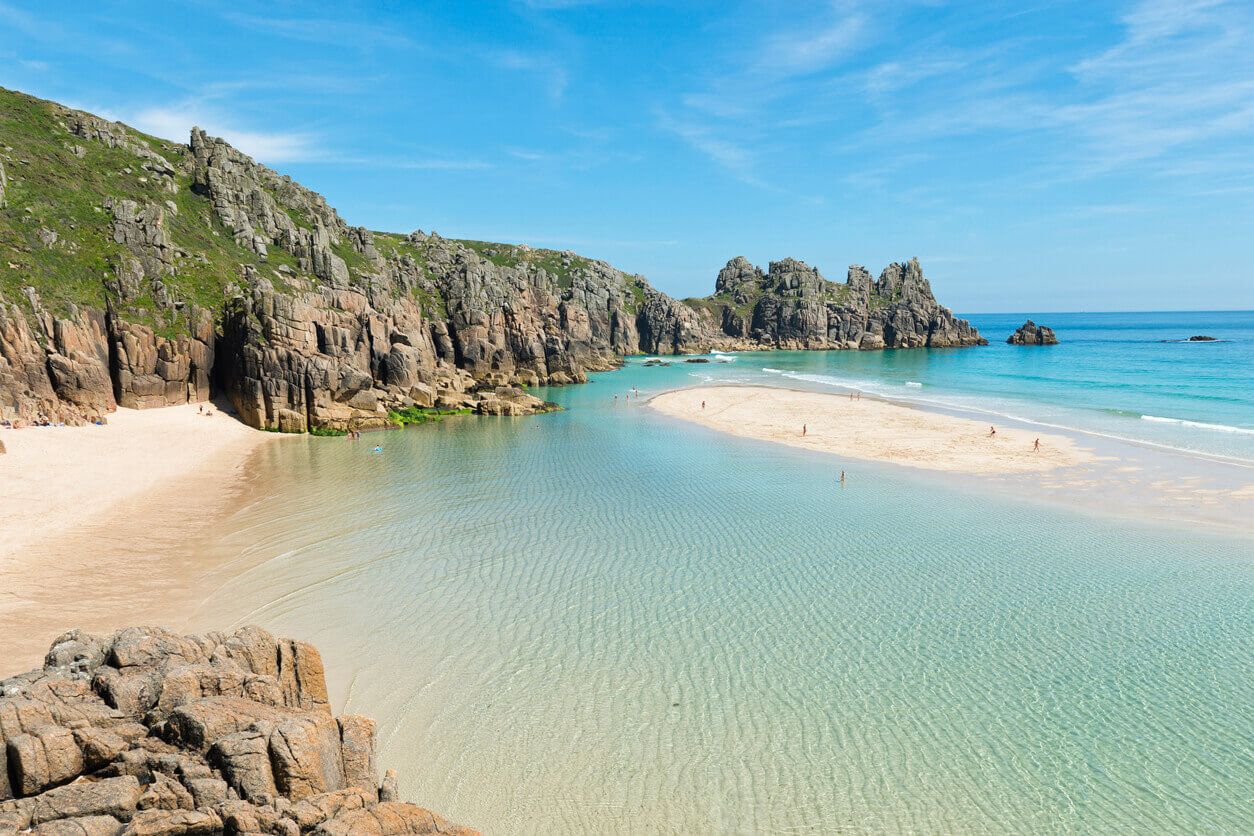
1;87;983;433
687;256;986;350
0;626;477;836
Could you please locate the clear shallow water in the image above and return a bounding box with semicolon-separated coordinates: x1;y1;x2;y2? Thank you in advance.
189;317;1254;833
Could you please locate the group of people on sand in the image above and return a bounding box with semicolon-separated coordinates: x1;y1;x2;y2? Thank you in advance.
197;404;215;417
1;415;66;428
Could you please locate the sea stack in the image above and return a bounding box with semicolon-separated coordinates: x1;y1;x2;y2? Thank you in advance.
0;626;479;836
1007;320;1059;345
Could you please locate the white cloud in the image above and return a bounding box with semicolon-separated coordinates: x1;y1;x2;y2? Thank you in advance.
758;9;866;76
128;107;319;163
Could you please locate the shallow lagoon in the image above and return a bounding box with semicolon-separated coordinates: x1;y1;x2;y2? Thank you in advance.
190;322;1254;833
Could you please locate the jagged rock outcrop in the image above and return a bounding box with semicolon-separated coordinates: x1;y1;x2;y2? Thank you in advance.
695;256;985;350
1006;320;1058;346
0;627;478;836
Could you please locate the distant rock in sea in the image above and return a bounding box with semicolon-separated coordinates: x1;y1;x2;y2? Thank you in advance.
1007;320;1059;345
1187;335;1217;341
0;626;479;836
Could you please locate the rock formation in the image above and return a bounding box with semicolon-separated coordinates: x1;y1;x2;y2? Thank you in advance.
692;257;986;350
1006;320;1059;346
0;87;985;432
1186;335;1216;342
0;626;478;836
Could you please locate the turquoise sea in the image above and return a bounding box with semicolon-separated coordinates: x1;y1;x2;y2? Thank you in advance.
191;311;1253;834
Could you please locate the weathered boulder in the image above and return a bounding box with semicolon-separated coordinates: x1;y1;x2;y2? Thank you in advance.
268;713;344;801
31;813;124;836
1006;320;1059;345
0;628;479;835
28;776;143;824
119;808;220;836
314;802;479;836
7;726;85;795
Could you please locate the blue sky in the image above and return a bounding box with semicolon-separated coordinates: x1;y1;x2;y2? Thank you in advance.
2;0;1252;312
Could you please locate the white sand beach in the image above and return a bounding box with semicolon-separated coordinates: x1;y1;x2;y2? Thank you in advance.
0;404;281;670
651;385;1093;474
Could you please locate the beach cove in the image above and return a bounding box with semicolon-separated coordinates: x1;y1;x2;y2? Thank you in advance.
2;315;1253;833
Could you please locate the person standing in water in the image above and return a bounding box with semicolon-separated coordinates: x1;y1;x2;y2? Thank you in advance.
841;470;845;484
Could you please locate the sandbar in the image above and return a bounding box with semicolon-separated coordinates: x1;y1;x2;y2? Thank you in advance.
650;385;1093;474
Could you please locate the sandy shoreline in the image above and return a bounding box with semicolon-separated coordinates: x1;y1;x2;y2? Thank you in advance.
0;403;281;670
651;385;1093;474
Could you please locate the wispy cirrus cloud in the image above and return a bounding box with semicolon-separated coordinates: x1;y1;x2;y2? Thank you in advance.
220;12;414;49
489;49;569;101
661;1;871;188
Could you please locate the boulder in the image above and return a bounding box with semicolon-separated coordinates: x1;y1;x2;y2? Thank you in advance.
119;809;220;836
314;802;479;836
336;716;378;801
28;777;142;824
30;814;123;836
207;730;276;802
7;726;85;795
1006;320;1059;346
268;714;344;801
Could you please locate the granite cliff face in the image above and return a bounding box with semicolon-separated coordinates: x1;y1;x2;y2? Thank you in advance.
0;626;478;836
1;88;983;433
689;256;986;350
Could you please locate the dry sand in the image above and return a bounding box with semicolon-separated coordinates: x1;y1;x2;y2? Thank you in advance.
651;385;1094;474
0;404;281;671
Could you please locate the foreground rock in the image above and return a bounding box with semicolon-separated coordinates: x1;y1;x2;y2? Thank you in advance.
1006;320;1059;346
0;627;478;836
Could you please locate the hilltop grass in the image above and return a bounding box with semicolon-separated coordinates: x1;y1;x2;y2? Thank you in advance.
0;87;360;337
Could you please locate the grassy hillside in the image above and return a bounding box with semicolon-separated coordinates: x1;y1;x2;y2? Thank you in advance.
0;87;658;337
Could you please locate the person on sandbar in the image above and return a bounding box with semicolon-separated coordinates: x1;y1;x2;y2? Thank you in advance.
989;425;996;437
803;424;807;436
1033;438;1040;452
